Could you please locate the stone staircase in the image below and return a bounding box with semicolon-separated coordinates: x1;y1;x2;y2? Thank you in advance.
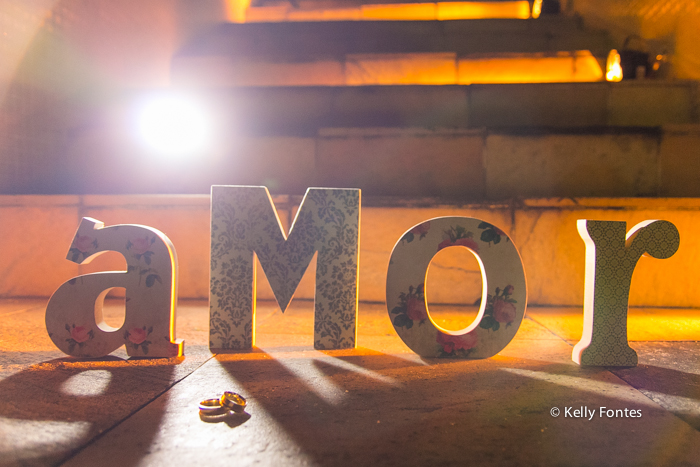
172;17;613;86
164;8;699;200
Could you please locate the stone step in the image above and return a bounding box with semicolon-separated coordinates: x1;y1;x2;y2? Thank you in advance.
176;18;613;59
172;82;697;135
252;0;531;7
172;18;614;86
243;0;534;22
172;50;605;86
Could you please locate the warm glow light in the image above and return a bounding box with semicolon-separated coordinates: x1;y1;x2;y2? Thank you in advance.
459;51;604;84
174;51;604;87
606;49;623;82
240;1;531;22
531;0;542;19
346;53;458;85
226;0;252;22
135;94;211;157
437;1;531;20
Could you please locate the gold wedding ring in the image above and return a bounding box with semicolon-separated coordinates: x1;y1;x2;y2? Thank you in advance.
220;391;247;413
199;398;228;415
198;391;247;422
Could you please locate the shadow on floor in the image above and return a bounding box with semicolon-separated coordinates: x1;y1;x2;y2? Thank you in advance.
0;354;178;466
215;349;700;466
612;364;700;430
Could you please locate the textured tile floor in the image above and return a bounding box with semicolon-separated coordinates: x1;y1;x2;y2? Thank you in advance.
1;299;699;466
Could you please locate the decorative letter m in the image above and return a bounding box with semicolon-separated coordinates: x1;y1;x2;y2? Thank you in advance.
210;186;360;351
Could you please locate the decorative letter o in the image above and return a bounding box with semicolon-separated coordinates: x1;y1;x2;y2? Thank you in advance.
386;217;527;358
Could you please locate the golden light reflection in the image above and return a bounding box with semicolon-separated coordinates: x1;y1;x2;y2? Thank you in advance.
346;53;457;85
164;234;182;357
606;49;623;82
174;51;605;86
531;0;542;19
458;51;604;84
238;1;531;22
528;307;700;343
226;0;252;22
433;1;531;20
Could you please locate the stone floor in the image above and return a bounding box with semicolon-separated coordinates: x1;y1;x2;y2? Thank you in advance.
1;299;700;466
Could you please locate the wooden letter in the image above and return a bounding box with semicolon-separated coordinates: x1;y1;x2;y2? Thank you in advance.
46;218;183;358
386;217;527;358
573;220;680;366
210;186;360;351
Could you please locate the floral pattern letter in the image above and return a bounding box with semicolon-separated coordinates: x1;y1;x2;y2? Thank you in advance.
573;220;679;367
386;217;526;359
210;186;360;351
45;218;183;358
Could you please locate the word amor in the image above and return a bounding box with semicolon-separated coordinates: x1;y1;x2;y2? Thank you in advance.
45;187;680;367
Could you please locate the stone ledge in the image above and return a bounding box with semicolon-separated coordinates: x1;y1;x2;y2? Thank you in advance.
1;195;697;309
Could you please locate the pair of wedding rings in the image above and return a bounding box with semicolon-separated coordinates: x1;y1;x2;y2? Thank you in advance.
199;391;247;418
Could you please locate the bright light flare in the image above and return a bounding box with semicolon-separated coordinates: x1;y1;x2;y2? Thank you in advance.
531;0;542;18
136;94;212;158
606;49;623;82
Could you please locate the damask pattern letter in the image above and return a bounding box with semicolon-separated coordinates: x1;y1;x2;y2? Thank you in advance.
210;186;360;351
45;218;183;358
573;220;680;366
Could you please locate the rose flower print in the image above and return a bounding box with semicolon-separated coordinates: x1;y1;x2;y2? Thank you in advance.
480;285;518;332
390;283;428;329
437;225;479;252
436;330;478;357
